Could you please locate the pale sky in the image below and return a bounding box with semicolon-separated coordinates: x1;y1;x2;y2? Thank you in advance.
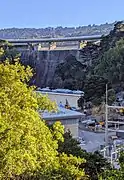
0;0;124;28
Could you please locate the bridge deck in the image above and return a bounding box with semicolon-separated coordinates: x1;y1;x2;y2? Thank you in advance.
4;35;102;44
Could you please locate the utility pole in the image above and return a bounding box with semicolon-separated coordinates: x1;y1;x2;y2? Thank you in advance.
105;84;108;146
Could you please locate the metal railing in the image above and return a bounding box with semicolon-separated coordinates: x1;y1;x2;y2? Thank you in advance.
100;145;124;166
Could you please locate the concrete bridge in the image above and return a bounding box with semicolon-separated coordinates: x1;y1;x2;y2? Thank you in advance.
5;35;102;51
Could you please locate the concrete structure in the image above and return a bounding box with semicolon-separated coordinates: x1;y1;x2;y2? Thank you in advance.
6;35;102;44
41;107;83;138
5;35;102;51
20;49;84;87
37;88;84;109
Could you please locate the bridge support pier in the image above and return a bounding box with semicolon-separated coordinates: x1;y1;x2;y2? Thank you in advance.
48;42;51;50
76;50;80;61
48;42;57;50
37;43;42;51
28;43;34;51
78;40;81;50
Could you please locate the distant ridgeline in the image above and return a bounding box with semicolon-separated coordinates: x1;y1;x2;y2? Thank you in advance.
0;22;114;39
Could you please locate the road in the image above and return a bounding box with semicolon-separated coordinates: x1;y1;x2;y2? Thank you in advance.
79;130;116;152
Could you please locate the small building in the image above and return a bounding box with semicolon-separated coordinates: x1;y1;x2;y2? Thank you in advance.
37;87;84;109
40;107;83;138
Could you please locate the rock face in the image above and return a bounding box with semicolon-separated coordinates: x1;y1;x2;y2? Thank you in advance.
21;50;79;88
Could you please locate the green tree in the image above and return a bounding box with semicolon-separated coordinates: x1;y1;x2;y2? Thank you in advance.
102;88;116;105
0;49;87;179
53;55;86;90
58;131;86;157
100;152;124;180
78;96;84;110
94;38;124;86
83;75;108;105
0;40;20;63
0;60;57;179
58;131;111;180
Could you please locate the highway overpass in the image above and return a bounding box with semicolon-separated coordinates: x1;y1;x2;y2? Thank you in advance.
5;35;102;44
4;35;103;50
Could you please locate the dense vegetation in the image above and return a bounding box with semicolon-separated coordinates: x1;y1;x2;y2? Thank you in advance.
0;45;87;179
100;152;124;180
58;131;111;180
54;21;124;106
53;54;87;89
89;22;124;105
0;23;114;39
94;38;124;87
58;131;124;180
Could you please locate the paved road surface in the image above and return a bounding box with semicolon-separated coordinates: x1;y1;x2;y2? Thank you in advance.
79;130;116;152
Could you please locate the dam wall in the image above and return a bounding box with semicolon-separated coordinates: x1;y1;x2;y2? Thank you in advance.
20;49;80;87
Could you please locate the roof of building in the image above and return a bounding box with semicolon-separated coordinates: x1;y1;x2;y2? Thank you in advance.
37;87;84;95
40;107;84;120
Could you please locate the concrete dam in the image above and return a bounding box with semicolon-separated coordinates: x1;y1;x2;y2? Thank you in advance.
21;49;81;88
9;36;101;88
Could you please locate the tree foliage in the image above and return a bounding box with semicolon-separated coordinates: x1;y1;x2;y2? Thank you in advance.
101;88;116;105
0;49;87;179
0;40;20;63
85;38;124;105
94;38;124;85
0;60;57;179
83;75;108;105
53;55;86;90
58;131;111;180
0;23;114;39
77;96;84;110
100;152;124;180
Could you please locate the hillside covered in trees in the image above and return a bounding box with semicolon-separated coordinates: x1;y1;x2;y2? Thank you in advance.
0;22;114;39
53;21;124;105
